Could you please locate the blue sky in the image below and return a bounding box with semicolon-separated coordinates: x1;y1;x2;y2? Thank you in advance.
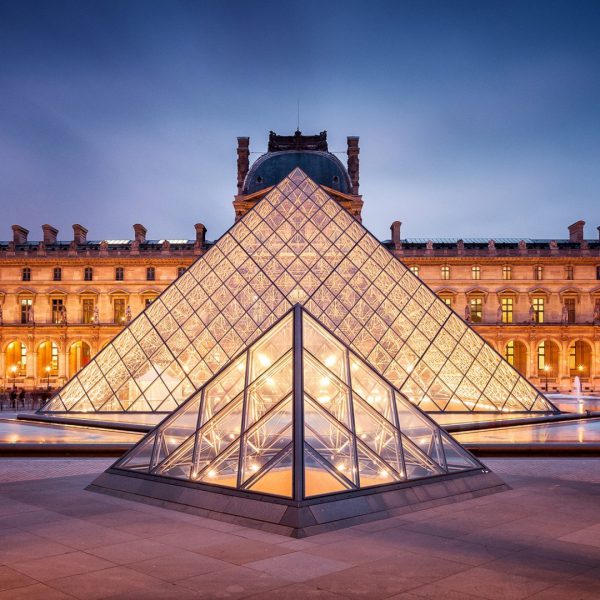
1;0;599;243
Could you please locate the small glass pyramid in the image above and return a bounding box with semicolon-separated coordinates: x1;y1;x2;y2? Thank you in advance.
114;306;483;500
40;168;556;415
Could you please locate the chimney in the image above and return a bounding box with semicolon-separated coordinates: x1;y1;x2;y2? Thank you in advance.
72;224;87;245
568;220;585;243
390;221;402;250
42;224;58;244
133;223;147;243
597;225;600;241
11;225;29;244
194;223;207;247
347;136;360;195
237;137;250;195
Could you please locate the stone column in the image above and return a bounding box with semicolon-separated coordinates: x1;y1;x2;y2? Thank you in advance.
347;137;360;195
237;137;250;195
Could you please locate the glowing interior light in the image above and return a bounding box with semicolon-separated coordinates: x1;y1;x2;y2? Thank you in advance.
360;433;367;440
320;376;330;386
237;362;245;371
266;377;275;387
207;470;216;478
379;469;389;478
406;364;414;373
258;354;271;367
336;462;346;472
325;355;337;367
351;362;359;371
317;395;331;404
228;433;235;440
250;463;260;473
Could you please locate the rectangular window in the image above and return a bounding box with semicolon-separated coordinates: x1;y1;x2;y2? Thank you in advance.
538;342;546;370
144;297;155;307
409;265;419;277
440;266;450;280
82;299;95;324
51;344;59;372
502;265;512;280
113;299;126;323
51;298;64;324
471;266;480;280
532;298;544;323
564;298;576;323
597;266;600;280
534;266;543;280
469;298;483;323
22;267;31;281
146;267;156;281
20;299;32;324
505;341;514;366
53;267;62;281
177;266;186;277
442;297;452;307
565;266;574;280
115;267;124;281
84;267;93;281
501;298;513;324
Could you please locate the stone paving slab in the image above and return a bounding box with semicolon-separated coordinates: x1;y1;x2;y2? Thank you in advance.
0;458;598;598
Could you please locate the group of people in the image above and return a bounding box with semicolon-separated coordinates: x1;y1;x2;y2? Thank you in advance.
0;388;53;411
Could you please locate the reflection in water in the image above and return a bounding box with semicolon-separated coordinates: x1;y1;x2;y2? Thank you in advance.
453;417;600;444
0;419;142;444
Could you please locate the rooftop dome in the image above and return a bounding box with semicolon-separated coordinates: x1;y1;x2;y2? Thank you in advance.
243;150;352;195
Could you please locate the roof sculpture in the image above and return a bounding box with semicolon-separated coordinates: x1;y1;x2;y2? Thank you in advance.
40;168;556;417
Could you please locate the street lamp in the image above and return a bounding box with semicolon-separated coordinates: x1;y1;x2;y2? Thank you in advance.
543;364;551;391
10;365;18;390
45;365;51;391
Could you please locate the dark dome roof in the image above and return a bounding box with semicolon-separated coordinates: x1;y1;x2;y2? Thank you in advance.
243;151;352;195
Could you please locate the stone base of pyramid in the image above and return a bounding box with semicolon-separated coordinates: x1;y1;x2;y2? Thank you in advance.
88;468;508;538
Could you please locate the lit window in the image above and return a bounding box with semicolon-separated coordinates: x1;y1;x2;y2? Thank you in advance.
565;266;574;280
147;267;156;281
51;298;64;324
440;266;450;280
20;298;32;324
469;298;483;323
532;298;544;323
82;299;95;324
53;267;62;281
22;267;31;281
564;298;576;323
505;341;515;366
113;299;126;323
409;265;419;277
501;298;513;324
145;297;155;307
441;297;452;307
84;267;93;281
177;266;186;277
534;266;543;280
502;265;512;280
115;267;124;281
471;266;480;280
537;342;546;370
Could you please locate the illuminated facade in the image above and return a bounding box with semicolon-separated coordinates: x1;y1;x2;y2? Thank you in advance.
0;131;598;394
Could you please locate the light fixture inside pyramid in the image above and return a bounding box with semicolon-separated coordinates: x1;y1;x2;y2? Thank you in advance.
113;306;483;500
40;168;556;416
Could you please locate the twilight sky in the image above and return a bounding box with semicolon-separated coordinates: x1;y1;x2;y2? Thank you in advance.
1;0;599;243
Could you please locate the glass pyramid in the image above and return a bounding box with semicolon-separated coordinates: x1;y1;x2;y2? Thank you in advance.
113;306;483;499
40;168;555;415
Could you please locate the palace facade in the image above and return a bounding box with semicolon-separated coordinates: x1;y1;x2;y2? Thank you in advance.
1;131;599;392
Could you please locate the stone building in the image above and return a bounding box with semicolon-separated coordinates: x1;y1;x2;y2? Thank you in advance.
0;131;598;392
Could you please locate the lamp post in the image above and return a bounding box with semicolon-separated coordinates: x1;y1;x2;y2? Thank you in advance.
45;365;51;391
10;365;18;390
543;365;550;391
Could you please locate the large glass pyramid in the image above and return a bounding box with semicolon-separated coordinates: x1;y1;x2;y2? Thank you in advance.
112;306;483;499
40;168;556;415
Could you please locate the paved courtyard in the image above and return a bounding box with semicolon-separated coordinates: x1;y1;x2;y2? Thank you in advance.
0;458;598;599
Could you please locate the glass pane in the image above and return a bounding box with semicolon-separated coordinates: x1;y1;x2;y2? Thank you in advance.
197;440;241;488
303;313;347;382
303;353;352;428
116;433;156;472
441;433;480;471
248;313;293;383
401;434;445;479
241;397;293;485
304;443;353;498
244;352;293;429
304;396;357;485
356;439;402;487
200;355;247;425
246;444;293;498
349;356;396;426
